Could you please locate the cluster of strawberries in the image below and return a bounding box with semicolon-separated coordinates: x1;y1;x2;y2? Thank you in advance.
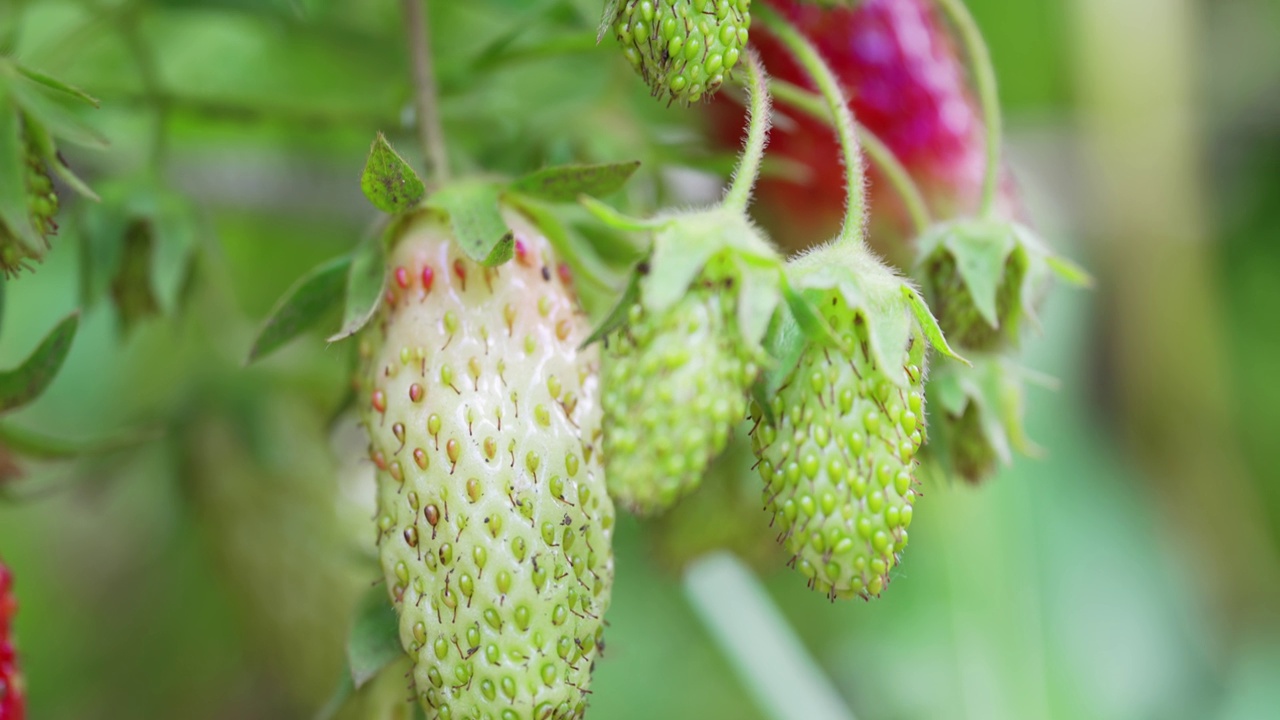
0;562;23;720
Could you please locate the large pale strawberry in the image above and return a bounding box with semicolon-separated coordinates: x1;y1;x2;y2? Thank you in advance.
0;560;23;720
359;208;614;720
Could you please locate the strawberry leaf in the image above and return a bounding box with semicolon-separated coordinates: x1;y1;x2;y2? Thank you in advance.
0;312;79;414
509;161;640;203
346;586;403;690
249;255;351;362
360;132;425;214
427;179;513;266
328;229;387;342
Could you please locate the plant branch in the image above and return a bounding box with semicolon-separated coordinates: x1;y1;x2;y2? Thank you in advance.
758;6;865;248
934;0;1001;217
769;79;932;237
722;49;771;214
402;0;450;183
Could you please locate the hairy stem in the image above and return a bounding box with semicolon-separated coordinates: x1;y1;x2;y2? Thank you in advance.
402;0;450;183
769;79;932;237
758;6;865;248
723;49;772;214
934;0;1001;217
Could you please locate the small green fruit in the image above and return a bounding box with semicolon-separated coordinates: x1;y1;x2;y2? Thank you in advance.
613;0;752;104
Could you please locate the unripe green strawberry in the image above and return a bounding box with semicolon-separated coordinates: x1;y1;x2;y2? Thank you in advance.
916;218;1088;352
923;352;1037;485
1;124;60;279
612;0;751;104
598;208;780;516
359;208;614;720
750;242;958;599
602;276;761;514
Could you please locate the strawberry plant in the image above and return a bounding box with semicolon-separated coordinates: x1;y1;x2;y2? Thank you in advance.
0;0;1104;717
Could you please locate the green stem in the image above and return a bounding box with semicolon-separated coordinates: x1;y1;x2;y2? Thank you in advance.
934;0;1001;218
758;6;865;248
402;0;450;183
769;78;932;237
722;49;771;214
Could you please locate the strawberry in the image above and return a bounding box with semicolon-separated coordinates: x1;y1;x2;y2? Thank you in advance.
358;207;614;720
750;241;957;599
0;122;60;278
923;351;1037;485
611;0;752;104
0;560;24;720
597;207;781;516
707;0;1010;249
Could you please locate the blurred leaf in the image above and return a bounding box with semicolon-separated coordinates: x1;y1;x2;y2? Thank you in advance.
428;180;513;266
0;312;79;414
14;63;100;108
361;132;425;214
328;233;386;342
250;255;351;362
8;71;106;149
346;585;403;690
509;160;641;202
314;671;353;720
0;422;159;460
110;220;161;335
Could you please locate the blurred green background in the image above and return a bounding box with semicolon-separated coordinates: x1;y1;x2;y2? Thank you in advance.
2;0;1279;718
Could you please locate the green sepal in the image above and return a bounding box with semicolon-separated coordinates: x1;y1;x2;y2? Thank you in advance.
0;311;78;414
509;160;640;203
597;0;625;43
345;585;405;690
579;194;662;233
249;255;352;362
327;222;388;342
641;207;779;315
759;299;807;403
902;285;967;364
424;179;513;266
360;132;426;214
785;242;924;389
582;270;640;348
109;219;162;335
921;218;1014;329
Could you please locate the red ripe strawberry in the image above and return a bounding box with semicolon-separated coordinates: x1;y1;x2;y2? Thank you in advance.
0;560;24;720
709;0;1011;250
